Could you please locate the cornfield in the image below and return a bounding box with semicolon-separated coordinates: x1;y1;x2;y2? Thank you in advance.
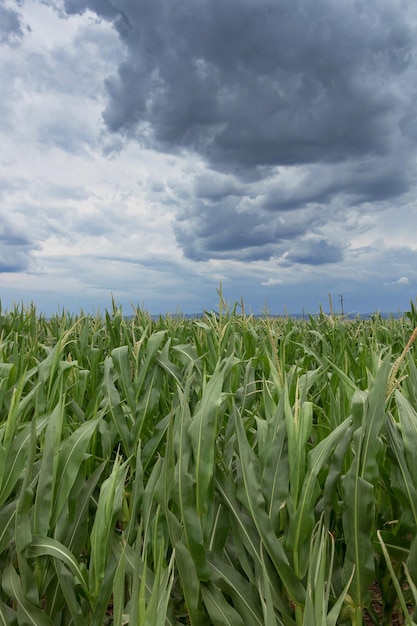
2;296;417;625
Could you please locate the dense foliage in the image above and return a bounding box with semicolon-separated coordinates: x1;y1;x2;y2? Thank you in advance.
2;298;417;625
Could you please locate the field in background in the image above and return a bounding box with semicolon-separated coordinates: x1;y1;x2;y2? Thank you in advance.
2;298;417;625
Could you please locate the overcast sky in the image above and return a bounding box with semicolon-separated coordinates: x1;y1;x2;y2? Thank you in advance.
1;0;417;316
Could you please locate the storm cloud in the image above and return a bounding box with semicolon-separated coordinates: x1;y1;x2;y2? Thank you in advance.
1;0;416;316
61;0;417;264
0;4;25;45
0;215;38;273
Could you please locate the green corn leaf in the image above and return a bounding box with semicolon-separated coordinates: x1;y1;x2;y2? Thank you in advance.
133;366;165;452
396;390;417;487
125;441;144;544
257;545;284;626
172;538;207;626
2;374;26;454
377;531;415;626
102;356;132;457
111;345;136;412
233;404;306;605
287;418;352;576
303;520;334;626
375;530;411;562
406;534;417;591
113;526;169;625
26;535;90;598
33;399;65;536
207;551;264;626
322;424;353;526
326;566;355;626
135;330;168;396
141;411;171;474
63;461;107;554
0;415;49;506
260;417;289;531
202;583;246;626
144;548;175;626
284;392;313;514
51;415;101;527
188;357;235;516
385;414;417;530
341;471;375;608
215;468;264;574
2;562;54;626
172;343;200;366
15;418;38;606
0;501;15;555
358;354;391;481
340;356;391;609
404;561;417;609
112;541;126;626
156;338;183;385
89;454;129;597
0;599;17;626
90;555;118;626
176;384;210;581
53;560;89;626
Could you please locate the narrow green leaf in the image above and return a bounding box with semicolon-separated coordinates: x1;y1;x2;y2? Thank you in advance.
176;385;209;581
90;555;118;626
377;530;415;626
188;357;235;516
207;551;264;626
233;404;306;605
286;418;352;570
102;356;132;457
26;535;90;598
260;419;289;530
51;415;101;527
112;542;126;626
0;501;15;555
396;391;417;486
385;415;417;530
111;345;136;411
202;583;246;626
33;399;65;536
89;455;128;596
326;567;355;626
341;472;375;607
0;415;49;506
257;544;283;626
2;562;53;626
54;560;88;626
284;389;313;511
0;599;17;626
15;418;38;606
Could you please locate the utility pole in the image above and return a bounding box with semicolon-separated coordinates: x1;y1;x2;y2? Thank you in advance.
339;294;344;316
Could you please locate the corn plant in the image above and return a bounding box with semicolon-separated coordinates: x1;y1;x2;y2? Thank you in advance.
1;299;417;624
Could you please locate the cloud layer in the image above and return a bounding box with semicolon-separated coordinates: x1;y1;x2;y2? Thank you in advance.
0;0;417;315
62;0;417;265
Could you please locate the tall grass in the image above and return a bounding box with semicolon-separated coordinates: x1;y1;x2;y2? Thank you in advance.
1;300;417;624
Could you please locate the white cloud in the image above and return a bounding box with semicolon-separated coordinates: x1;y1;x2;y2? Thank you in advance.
262;278;284;286
1;0;417;315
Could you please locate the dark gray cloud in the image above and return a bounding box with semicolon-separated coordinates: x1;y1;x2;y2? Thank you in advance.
0;4;25;45
64;0;120;21
284;239;343;265
62;0;417;264
0;217;38;273
63;0;415;165
174;188;322;261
